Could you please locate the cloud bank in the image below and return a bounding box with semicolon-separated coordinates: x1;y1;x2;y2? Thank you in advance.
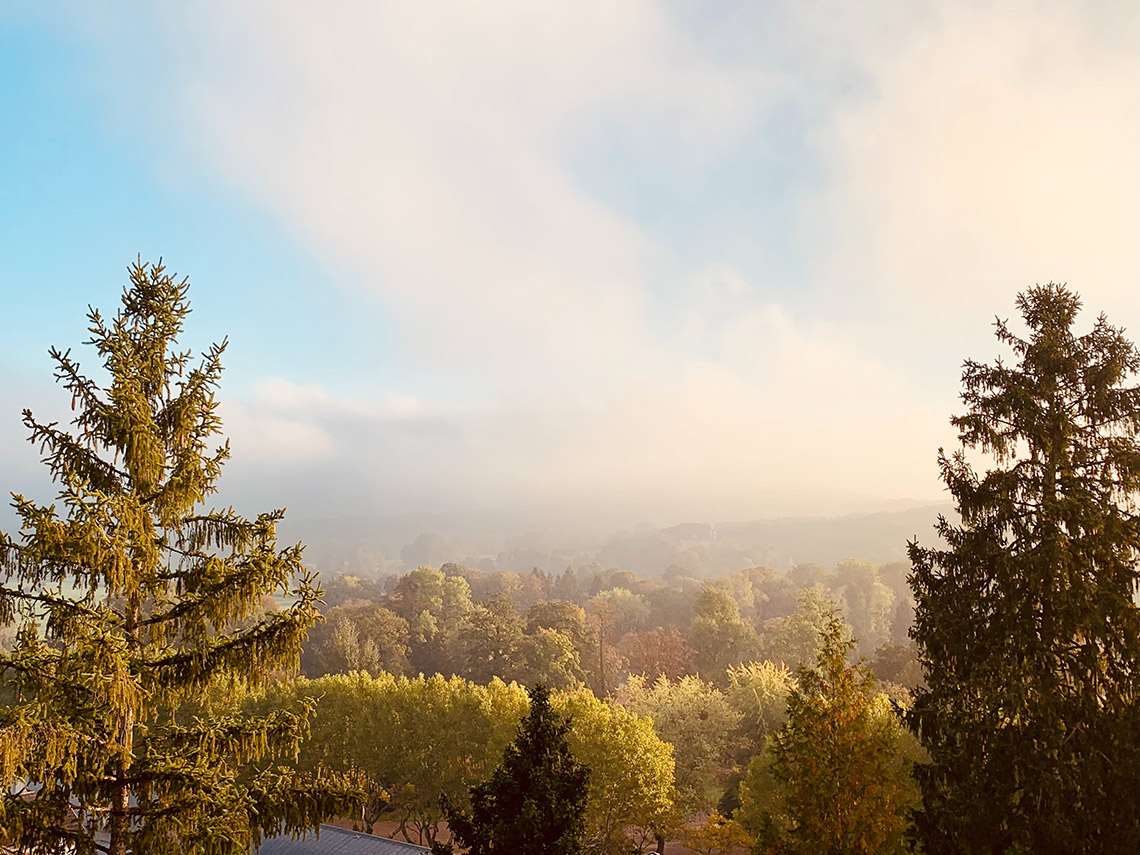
28;0;1138;526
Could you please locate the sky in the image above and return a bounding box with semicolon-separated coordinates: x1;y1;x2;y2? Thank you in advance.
1;0;1137;533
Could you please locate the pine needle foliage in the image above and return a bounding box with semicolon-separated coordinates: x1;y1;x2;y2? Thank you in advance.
440;684;589;855
907;284;1140;854
0;261;358;854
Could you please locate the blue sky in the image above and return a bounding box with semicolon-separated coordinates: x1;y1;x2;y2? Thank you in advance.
1;1;1136;528
0;12;403;399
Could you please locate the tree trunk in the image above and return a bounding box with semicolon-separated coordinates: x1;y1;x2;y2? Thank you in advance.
109;736;132;855
110;592;140;855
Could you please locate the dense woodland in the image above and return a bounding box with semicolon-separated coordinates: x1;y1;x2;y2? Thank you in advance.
300;555;920;692
267;555;923;846
0;264;1136;855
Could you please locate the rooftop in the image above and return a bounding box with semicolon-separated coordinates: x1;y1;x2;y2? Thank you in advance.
256;826;430;855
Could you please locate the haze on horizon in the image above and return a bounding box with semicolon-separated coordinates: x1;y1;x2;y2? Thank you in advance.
1;1;1137;538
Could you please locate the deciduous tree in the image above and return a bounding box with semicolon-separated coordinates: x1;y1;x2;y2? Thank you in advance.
679;809;752;855
301;601;410;678
618;674;740;816
688;588;758;682
828;558;895;656
516;627;584;690
724;660;796;760
264;672;529;844
457;594;526;684
556;689;676;855
757;588;848;670
619;626;694;682
389;566;473;676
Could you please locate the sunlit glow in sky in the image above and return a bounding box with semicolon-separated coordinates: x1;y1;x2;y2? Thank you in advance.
1;1;1136;528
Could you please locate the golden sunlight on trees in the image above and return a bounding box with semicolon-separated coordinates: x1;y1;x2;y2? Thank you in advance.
618;674;740;816
260;673;528;845
0;261;358;854
736;612;921;855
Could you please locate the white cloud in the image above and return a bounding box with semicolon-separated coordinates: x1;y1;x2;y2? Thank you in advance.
42;0;1135;524
252;378;423;421
221;378;435;469
813;1;1139;327
220;402;336;466
144;0;778;396
211;297;947;521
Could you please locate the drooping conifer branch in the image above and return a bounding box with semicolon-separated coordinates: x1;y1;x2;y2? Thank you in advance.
0;259;361;853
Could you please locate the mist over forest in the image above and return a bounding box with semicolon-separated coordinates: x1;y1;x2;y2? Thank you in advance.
287;503;956;578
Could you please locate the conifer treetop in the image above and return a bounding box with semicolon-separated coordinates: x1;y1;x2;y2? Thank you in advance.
0;259;358;855
907;282;1140;855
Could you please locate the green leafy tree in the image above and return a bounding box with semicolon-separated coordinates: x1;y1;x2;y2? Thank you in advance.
737;614;918;855
724;660;796;760
442;684;590;855
679;809;752;855
757;588;848;670
457;593;527;684
526;600;592;649
689;588;759;682
319;573;386;610
618;674;740;816
389;566;473;676
263;672;396;835
877;561;916;645
828;558;895;656
263;672;529;844
516;627;584;690
588;587;650;638
301;601;411;678
557;688;677;855
0;261;356;854
717;566;777;626
908;284;1140;854
869;641;923;691
786;563;827;590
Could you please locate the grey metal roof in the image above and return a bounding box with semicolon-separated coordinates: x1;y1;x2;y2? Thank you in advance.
256;825;430;855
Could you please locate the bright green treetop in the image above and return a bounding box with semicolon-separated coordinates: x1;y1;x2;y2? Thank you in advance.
689;587;759;682
0;261;356;854
908;285;1140;854
619;673;741;816
557;688;677;854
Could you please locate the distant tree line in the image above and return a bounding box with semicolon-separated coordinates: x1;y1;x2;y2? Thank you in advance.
301;556;921;695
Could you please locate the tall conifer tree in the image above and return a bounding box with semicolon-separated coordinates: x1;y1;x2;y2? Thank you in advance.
0;261;356;854
908;284;1140;854
441;684;589;855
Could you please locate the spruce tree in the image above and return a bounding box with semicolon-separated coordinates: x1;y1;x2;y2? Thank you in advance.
441;684;589;855
0;261;357;854
907;284;1140;854
739;611;915;855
